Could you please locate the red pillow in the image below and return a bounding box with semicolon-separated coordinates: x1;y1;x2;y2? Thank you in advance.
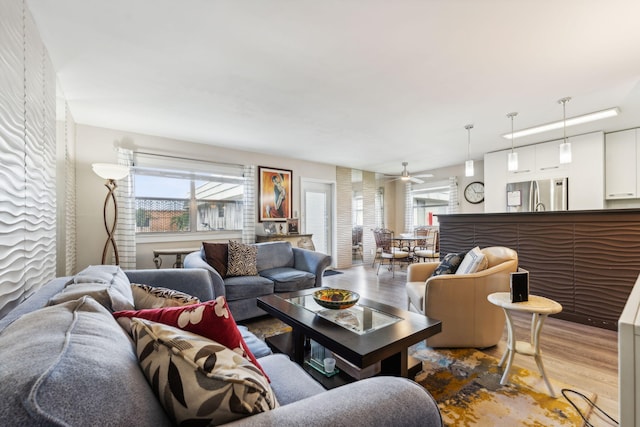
113;296;267;380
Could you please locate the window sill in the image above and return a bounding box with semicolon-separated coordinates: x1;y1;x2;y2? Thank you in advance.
135;231;242;244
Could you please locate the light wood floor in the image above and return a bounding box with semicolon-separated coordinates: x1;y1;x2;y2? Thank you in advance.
323;263;620;426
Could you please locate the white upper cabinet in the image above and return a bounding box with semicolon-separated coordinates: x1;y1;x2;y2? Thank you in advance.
605;129;637;199
484;131;605;211
506;145;536;180
535;140;569;175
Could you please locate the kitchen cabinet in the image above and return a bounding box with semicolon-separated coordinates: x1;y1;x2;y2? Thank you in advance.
535;140;569;175
605;129;638;199
506;145;536;179
484;131;605;212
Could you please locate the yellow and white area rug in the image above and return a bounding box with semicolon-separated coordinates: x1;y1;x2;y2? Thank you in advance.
411;345;595;426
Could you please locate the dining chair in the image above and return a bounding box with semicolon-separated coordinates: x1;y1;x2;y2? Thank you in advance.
375;229;410;277
413;227;439;262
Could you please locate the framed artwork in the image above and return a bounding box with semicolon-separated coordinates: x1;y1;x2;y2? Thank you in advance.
287;218;299;234
258;166;292;222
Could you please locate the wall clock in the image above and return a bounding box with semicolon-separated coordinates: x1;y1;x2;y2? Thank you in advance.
464;181;485;204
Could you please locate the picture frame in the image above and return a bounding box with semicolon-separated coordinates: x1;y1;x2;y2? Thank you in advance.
258;166;292;222
287;218;299;234
263;222;277;235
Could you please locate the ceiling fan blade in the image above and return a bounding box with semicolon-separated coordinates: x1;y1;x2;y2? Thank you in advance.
413;173;434;178
409;177;425;184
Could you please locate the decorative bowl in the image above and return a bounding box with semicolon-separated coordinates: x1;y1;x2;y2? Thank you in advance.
313;288;360;310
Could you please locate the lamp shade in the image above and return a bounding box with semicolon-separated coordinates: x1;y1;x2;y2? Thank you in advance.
559;141;572;164
507;151;519;172
465;159;474;177
92;163;129;180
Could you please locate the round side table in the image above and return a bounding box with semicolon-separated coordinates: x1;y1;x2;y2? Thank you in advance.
487;292;562;397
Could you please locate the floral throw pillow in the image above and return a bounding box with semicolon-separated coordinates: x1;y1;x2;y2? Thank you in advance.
113;296;267;379
227;240;258;276
130;319;277;426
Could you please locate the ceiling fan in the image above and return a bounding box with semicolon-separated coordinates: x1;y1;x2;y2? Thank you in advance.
386;162;433;184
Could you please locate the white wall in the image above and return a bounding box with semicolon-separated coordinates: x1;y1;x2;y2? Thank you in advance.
390;160;486;233
74;124;336;270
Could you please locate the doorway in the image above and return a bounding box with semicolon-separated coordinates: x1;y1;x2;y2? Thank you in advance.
300;179;334;261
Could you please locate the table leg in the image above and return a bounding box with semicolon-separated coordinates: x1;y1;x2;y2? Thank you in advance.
174;253;184;268
291;329;306;365
380;348;408;377
499;308;516;385
531;313;555;397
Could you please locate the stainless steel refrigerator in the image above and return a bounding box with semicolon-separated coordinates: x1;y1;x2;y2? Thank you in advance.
506;178;568;212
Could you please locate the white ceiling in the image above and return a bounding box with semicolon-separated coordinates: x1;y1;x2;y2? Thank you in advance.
27;0;640;176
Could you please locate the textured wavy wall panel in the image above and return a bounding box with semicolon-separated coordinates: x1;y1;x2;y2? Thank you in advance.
64;102;77;275
0;0;56;317
574;222;640;326
518;224;575;312
439;211;640;330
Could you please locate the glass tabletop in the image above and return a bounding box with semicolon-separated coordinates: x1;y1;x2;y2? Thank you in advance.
285;294;402;335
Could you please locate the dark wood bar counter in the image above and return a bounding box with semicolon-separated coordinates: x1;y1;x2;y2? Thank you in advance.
438;209;640;330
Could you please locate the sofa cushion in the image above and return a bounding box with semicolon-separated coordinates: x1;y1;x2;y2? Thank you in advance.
131;283;200;309
257;354;325;405
113;296;267;378
48;265;135;311
260;267;316;292
227;240;259;276
130;318;278;426
237;325;274;359
256;241;295;271
431;251;466;277
224;275;275;301
0;296;171;427
203;242;229;277
456;246;487;275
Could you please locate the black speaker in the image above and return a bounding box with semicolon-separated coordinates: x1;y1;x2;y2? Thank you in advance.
510;268;529;303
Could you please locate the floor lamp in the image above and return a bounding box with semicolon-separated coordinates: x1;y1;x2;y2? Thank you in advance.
92;163;130;265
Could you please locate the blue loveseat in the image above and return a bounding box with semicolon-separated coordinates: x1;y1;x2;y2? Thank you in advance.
184;241;332;321
0;266;442;426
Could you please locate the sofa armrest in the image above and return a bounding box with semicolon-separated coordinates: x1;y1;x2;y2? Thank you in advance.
407;262;439;282
222;376;442;427
292;248;332;287
124;268;216;302
183;250;226;298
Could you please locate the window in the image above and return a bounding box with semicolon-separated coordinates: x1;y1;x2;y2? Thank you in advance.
352;191;363;226
133;154;244;234
412;181;449;227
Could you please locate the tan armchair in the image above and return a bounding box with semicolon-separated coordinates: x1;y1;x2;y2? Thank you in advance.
406;246;518;348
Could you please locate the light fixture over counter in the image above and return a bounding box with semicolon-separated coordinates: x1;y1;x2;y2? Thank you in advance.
501;106;619;140
506;112;518;172
465;124;474;177
558;97;572;164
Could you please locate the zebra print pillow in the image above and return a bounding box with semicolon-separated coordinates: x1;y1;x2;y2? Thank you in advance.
226;240;258;276
131;283;200;309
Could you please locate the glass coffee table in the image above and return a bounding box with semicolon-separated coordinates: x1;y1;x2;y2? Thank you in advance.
257;288;441;379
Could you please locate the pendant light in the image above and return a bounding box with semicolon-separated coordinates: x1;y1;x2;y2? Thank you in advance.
465;124;474;177
558;97;572;164
506;112;518;171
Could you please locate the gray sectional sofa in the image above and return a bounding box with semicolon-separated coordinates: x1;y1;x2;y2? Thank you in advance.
0;265;442;426
184;241;332;321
